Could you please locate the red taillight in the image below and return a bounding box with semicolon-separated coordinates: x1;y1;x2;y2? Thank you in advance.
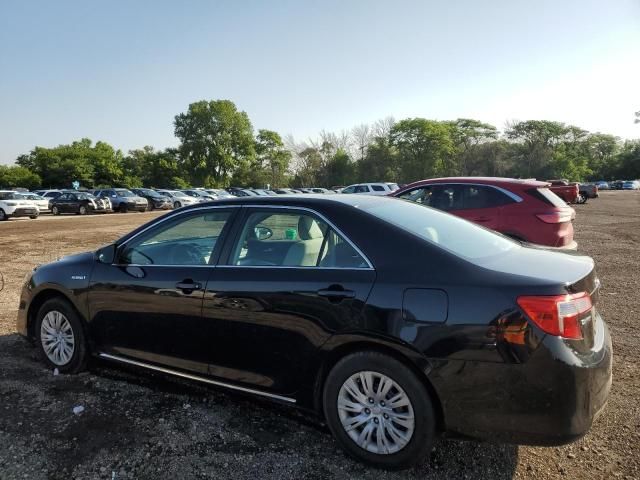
517;292;592;340
536;210;574;223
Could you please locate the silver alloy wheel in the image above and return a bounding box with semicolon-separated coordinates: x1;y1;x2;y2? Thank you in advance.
79;205;87;215
52;206;59;215
337;371;415;455
40;310;75;366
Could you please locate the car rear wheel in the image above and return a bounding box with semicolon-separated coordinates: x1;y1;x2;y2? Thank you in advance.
323;351;436;469
0;209;6;221
146;202;153;211
29;214;39;219
51;206;60;215
35;298;88;374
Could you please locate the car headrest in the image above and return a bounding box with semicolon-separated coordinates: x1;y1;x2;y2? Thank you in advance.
298;216;324;240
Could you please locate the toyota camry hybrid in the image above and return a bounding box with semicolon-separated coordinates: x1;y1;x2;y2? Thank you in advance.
17;195;612;469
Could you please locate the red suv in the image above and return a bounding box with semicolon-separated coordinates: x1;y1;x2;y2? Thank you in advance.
391;177;577;249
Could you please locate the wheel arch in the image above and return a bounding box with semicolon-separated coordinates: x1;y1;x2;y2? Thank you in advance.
27;289;89;344
313;337;445;432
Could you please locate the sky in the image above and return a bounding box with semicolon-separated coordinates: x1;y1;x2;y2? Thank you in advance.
1;0;639;164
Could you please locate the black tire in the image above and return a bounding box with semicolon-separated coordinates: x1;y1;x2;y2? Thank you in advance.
119;203;128;213
174;201;181;209
323;351;436;469
146;202;153;211
0;209;7;221
30;215;39;219
34;297;88;374
51;206;60;216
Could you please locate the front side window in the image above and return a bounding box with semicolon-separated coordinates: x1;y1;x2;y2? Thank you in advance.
398;186;434;205
354;185;370;193
119;211;232;266
429;185;464;211
230;210;368;268
341;186;356;194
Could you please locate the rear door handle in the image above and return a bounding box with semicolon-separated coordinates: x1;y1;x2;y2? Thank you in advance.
176;281;202;293
317;288;356;299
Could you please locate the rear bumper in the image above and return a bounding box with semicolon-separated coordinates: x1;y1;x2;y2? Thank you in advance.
431;317;612;445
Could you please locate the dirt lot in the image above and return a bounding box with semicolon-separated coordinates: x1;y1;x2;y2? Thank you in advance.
0;193;638;480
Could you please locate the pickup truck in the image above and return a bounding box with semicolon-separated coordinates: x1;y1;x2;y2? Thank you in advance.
547;180;579;204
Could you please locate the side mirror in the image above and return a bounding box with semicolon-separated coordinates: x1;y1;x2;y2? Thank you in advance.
96;244;116;264
254;226;273;241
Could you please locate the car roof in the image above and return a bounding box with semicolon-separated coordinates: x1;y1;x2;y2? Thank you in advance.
399;177;549;190
177;193;397;212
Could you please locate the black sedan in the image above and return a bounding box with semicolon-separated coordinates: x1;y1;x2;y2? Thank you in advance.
17;195;612;469
50;191;111;215
131;188;173;211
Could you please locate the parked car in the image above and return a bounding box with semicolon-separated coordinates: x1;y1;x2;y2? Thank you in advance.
155;189;199;208
392;177;577;249
33;189;64;200
130;188;173;210
0;190;39;220
94;188;148;213
622;180;640;190
341;182;399;196
17;194;612;469
17;192;51;213
578;183;599;203
595;181;610;190
181;189;217;201
50;191;111;215
203;188;234;199
546;180;579;204
230;189;259;197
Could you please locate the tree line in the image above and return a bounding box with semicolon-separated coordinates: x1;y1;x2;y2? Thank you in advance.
2;99;639;190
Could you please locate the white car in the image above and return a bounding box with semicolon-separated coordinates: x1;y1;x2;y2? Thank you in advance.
0;191;40;220
17;192;51;213
340;182;399;196
156;190;199;208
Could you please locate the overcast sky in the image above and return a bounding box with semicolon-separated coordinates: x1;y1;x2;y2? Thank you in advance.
1;0;639;164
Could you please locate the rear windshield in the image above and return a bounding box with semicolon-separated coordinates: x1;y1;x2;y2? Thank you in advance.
363;199;518;261
531;187;567;207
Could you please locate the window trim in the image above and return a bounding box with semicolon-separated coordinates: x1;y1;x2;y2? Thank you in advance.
113;204;374;270
220;205;374;270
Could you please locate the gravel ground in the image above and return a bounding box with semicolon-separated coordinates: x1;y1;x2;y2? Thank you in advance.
0;192;638;480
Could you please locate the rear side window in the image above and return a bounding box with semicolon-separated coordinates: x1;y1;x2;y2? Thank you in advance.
528;187;567;207
371;185;385;192
462;185;514;209
230;211;369;268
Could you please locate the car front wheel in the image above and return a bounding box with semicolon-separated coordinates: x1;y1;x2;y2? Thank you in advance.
51;206;60;215
35;298;88;374
174;201;181;209
79;205;88;215
323;351;436;469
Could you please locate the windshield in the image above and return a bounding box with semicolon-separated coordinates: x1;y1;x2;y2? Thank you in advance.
115;189;135;197
144;189;163;197
0;192;22;200
363;199;518;261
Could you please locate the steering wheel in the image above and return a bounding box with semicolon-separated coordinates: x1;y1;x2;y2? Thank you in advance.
167;243;205;265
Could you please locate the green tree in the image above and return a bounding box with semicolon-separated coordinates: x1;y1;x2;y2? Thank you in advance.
390;119;455;182
174;100;255;186
0;165;42;189
448;119;498;175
